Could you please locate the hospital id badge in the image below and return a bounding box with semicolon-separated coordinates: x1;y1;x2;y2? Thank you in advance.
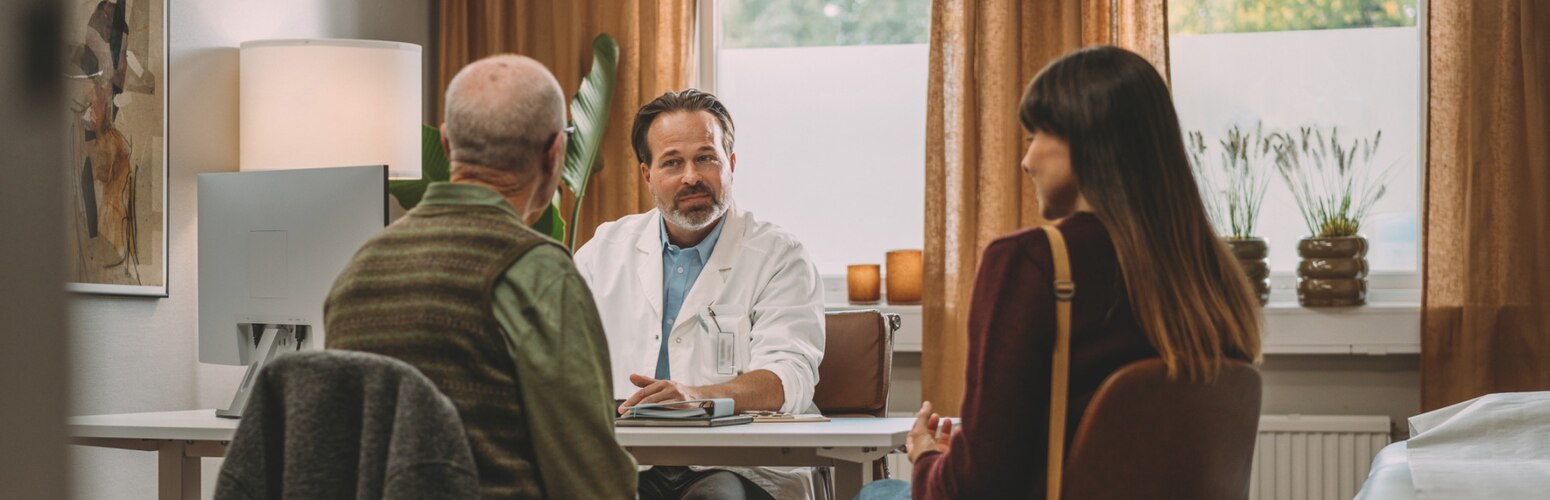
703;307;738;375
717;330;736;375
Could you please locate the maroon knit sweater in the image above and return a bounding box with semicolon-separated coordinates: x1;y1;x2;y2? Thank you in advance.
912;212;1160;499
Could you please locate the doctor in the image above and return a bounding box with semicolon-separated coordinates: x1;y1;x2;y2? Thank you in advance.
574;89;825;500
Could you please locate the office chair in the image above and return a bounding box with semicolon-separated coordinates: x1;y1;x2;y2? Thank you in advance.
215;350;480;500
1060;358;1262;500
811;309;900;500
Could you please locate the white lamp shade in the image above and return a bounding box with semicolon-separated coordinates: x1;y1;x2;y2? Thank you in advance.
240;39;422;179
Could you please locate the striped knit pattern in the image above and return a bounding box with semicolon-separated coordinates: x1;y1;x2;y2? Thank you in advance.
324;203;556;500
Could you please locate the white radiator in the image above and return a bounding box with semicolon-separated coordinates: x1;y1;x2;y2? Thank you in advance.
1252;415;1392;500
880;414;1392;499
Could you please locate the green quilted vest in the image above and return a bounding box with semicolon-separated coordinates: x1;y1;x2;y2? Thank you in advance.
324;202;556;500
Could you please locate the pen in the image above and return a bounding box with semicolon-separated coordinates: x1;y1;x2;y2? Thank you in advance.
707;306;724;331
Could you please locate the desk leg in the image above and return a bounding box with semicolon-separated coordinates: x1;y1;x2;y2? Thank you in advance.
833;460;873;500
158;441;200;500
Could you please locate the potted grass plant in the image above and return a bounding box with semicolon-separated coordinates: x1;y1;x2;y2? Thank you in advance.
1188;124;1273;305
1272;126;1393;307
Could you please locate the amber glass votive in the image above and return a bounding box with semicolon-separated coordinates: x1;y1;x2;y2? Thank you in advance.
848;265;882;303
886;249;923;304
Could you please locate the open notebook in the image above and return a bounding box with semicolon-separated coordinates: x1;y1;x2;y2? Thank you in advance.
616;398;753;427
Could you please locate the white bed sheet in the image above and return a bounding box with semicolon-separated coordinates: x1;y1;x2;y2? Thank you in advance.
1353;441;1417;500
1407;392;1550;499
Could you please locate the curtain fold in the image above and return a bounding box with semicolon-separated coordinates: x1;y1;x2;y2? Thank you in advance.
923;0;1168;415
1421;0;1550;411
437;0;696;246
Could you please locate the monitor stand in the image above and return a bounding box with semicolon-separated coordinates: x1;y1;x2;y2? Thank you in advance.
216;324;306;419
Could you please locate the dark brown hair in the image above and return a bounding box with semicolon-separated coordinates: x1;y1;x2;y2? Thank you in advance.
1021;46;1262;381
631;89;737;164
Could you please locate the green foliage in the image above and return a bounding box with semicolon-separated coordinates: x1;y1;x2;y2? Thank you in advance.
1169;0;1417;35
561;34;620;249
1188;123;1273;239
530;194;566;243
721;0;930;48
1271;126;1393;238
387;125;451;210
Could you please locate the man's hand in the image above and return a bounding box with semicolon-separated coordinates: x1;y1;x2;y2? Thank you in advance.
618;373;705;414
906;401;958;463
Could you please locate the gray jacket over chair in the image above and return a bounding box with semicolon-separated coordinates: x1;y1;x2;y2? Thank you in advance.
215;350;480;500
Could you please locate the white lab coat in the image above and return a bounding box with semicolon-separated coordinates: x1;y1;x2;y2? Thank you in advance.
574;204;826;499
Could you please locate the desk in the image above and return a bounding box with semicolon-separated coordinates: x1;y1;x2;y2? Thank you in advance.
617;418;912;499
70;410;911;500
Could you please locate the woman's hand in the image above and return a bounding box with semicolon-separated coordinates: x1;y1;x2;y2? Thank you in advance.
907;401;959;463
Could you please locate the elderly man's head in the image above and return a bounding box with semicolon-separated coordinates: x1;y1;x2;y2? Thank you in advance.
443;54;567;181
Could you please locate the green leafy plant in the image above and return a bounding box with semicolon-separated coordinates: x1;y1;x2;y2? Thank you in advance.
1271;126;1393;238
558;33;619;249
1187;123;1273;239
389;33;620;248
388;124;452;211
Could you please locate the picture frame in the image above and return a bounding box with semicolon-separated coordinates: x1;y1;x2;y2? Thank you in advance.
64;0;168;297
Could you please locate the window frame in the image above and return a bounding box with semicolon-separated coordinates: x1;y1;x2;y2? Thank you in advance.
1224;0;1428;297
696;0;1426;303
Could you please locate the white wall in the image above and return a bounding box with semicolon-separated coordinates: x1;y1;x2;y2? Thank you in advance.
68;1;431;498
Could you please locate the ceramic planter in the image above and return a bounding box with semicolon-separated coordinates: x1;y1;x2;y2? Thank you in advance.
1296;236;1368;307
1226;238;1270;305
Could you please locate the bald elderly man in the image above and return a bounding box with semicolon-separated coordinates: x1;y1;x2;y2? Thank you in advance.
325;54;636;499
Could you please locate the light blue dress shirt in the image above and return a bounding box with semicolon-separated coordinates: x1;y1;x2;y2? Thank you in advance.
657;216;727;380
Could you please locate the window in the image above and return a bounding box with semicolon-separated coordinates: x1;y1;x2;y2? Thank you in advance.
1168;0;1424;277
706;0;931;275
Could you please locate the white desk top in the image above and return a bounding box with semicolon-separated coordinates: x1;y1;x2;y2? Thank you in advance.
70;410;912;449
615;418;912;448
71;409;238;442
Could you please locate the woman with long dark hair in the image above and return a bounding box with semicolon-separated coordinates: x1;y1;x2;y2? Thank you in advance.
864;45;1263;499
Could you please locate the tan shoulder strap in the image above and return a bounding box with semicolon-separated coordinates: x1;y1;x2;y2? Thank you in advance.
1045;225;1076;500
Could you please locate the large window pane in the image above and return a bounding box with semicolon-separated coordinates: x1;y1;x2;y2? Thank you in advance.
1169;1;1422;273
716;1;929;274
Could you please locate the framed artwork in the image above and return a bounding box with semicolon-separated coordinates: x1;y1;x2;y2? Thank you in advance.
64;0;168;297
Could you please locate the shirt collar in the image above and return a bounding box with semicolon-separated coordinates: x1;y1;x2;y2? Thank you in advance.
660;214;727;260
419;181;521;219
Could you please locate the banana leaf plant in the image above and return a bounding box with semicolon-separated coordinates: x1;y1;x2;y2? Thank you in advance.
390;33;620;249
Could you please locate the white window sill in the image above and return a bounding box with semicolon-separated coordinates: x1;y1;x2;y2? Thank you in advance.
1259;287;1420;355
821;276;1420;356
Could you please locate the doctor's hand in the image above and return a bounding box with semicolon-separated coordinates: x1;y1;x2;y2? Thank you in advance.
618;374;707;414
907;401;958;464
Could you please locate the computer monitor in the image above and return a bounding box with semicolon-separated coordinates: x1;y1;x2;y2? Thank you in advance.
198;165;386;417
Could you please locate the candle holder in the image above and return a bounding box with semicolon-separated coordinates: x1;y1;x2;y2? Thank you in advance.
847;264;881;304
886;249;923;304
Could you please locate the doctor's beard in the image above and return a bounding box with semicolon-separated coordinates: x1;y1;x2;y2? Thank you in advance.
659;183;729;232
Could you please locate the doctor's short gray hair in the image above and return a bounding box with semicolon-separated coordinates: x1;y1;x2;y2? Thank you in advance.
443;54;566;173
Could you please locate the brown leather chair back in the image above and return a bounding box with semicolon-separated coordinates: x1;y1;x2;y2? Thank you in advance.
1062;358;1262;500
813;310;896;418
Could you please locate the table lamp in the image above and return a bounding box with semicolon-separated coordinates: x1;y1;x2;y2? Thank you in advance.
239;39;422;178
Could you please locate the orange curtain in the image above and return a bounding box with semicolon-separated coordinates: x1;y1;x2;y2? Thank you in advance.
437;0;696;246
922;0;1169;416
1421;0;1550;411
